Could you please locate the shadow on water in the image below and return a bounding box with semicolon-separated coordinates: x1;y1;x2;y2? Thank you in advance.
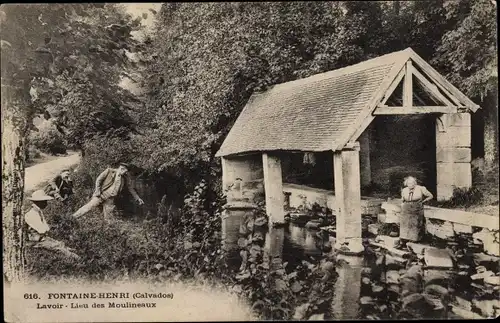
229;221;364;319
282;223;364;319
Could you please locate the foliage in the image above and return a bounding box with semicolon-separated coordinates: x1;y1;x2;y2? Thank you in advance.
25;145;42;163
79;134;138;178
138;2;384;178
28;123;67;155
1;4;145;148
137;1;497;188
431;0;497;100
436;187;484;208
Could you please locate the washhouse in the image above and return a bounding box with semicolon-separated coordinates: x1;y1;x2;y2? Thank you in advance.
215;47;480;255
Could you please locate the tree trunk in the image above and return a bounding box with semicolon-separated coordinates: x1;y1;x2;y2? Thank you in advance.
484;89;499;167
1;83;28;283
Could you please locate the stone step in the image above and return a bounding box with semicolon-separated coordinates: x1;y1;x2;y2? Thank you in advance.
426;219;455;240
368;240;411;259
473;228;500;257
381;201;402;213
484;275;500;286
451;305;487;319
472;298;500;318
377;212;400;224
368;223;379;235
407;242;428;255
423;248;454;269
374;235;400;249
454;296;472;312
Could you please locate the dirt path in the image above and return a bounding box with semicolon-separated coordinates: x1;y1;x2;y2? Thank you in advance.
24;152;81;193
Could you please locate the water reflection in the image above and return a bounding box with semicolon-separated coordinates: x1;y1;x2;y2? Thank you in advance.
331;255;363;319
222;221;365;319
304;229;323;256
288;224;306;247
264;227;285;259
221;219;476;320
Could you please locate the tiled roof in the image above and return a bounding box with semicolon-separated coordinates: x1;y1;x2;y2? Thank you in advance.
215;49;410;157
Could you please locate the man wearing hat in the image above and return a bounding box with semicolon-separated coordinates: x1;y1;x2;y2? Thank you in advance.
25;190;80;260
71;162;144;221
44;168;74;202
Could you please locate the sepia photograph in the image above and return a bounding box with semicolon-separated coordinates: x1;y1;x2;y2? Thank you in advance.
2;1;499;321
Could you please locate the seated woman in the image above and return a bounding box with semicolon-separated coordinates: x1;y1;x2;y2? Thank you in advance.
396;176;434;249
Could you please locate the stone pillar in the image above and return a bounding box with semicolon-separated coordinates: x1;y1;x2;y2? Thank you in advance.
262;153;285;224
436;113;472;201
333;144;364;254
222;155;264;201
359;129;372;188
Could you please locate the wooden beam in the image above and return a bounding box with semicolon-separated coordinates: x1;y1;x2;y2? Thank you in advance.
344;141;360;150
416;66;462;106
408;50;480;111
373;106;459;115
414;93;426;105
381;67;405;105
403;61;413;107
338;51;411;149
412;65;454;106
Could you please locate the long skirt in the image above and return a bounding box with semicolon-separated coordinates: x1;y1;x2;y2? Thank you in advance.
400;201;425;242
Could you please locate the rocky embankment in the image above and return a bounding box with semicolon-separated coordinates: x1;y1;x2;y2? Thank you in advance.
290;199;499;319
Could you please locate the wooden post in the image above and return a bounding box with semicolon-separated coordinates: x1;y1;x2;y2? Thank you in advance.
333;144;364;254
359;129;371;188
403;61;413;107
262;153;285;224
436;113;472;201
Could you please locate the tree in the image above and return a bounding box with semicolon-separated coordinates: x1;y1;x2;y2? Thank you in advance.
431;0;497;165
141;2;389;186
1;3;142;282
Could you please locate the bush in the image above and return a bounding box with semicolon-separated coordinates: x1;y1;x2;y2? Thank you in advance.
25;145;42;164
80;135;138;178
28;173;339;320
436;186;484;208
29;124;67;155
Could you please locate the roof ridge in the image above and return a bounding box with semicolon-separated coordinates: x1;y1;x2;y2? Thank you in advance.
215;49;415;157
268;48;412;91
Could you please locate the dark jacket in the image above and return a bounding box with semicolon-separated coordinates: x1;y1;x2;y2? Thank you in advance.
93;168;140;200
44;175;73;198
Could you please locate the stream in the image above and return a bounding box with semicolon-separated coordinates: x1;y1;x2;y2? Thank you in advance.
226;220;500;320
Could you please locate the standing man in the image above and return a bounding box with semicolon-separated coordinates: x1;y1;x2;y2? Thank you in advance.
71;162;144;221
24;190;80;260
44;169;74;202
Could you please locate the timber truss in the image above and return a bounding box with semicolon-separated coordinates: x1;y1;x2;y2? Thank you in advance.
374;52;479;116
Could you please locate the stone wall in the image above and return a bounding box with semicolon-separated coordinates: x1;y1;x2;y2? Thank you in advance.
378;201;499;257
283;183;384;216
370;115;437;195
